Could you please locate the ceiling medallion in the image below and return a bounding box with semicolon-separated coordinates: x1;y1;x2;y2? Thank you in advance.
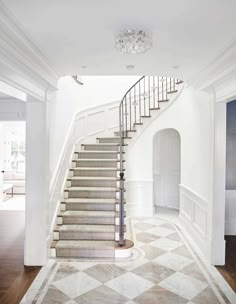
115;29;152;55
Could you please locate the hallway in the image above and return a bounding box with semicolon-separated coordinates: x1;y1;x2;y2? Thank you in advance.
21;211;235;304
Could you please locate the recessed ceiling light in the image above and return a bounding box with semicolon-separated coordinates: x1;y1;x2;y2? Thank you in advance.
126;65;135;70
81;65;87;69
172;65;180;69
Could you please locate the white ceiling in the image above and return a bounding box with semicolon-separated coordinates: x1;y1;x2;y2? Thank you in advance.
3;0;236;80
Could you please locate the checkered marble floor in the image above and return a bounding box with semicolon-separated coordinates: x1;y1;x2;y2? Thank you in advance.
27;216;234;304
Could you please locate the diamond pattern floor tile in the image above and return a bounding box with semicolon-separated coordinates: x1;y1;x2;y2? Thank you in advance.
154;252;194;271
53;264;79;282
149;226;175;237
136;232;160;243
53;272;102;299
181;263;208;283
158;272;208;300
133;285;188;304
191;286;221;304
167;232;182;241
74;285;129;304
42;286;70;304
132;261;175;284
105;272;154;299
134;222;156;231
139;245;166;260
151;237;182;251
84;264;126;283
26;216;229;304
172;245;193;258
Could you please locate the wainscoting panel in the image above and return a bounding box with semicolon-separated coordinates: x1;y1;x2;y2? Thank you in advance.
179;184;211;262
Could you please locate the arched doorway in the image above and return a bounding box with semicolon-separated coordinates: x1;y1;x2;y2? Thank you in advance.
153;128;181;211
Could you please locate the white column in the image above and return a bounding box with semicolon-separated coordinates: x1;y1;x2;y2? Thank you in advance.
24;96;49;266
211;101;226;265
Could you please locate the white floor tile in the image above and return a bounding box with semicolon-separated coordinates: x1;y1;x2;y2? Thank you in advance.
150;237;182;251
105;272;154;299
159;272;208;300
53;272;101;299
154;252;193;271
149;226;175;237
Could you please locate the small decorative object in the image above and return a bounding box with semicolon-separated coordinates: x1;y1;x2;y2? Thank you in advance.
115;29;152;55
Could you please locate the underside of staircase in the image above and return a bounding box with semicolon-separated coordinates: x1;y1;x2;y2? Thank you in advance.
51;76;184;259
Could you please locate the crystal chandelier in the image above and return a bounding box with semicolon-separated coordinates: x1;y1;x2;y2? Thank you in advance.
115;29;152;55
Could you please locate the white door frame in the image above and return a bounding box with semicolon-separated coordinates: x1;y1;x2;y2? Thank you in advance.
153;128;181;211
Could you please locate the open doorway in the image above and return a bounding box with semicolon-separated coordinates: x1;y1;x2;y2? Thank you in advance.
0;121;25;210
217;100;236;291
153;128;181;214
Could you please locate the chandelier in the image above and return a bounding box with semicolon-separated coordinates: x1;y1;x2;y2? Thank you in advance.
115;29;152;55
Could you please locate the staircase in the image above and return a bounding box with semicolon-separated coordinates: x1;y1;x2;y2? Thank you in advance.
51;76;184;259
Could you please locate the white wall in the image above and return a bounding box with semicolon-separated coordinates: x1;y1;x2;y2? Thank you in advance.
47;76;139;182
0;99;26;121
46;75;139;256
125;86;214;261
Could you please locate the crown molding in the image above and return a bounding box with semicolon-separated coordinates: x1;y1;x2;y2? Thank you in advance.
190;41;236;102
0;1;61;101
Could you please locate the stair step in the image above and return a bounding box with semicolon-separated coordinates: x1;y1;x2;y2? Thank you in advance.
65;187;119;191
68;176;119;181
141;115;151;118
72;159;123;168
167;90;178;94
58;210;117;225
68;176;119;188
70;167;122;177
158;99;169;102
97;137;120;144
150;107;160;110
54;224;122;241
59;210;116;217
52;240;115;258
82;144;120;151
61;198;125;212
64;186;123;199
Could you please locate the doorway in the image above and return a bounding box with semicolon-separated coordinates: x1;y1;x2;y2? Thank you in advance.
153;128;180;212
217;100;236;291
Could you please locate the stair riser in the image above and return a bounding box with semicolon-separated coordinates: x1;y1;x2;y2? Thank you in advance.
55;248;115;258
70;180;117;188
76;152;118;159
58;231;115;241
73;160;118;168
60;217;115;225
97;138;120;144
83;145;119;151
72;170;118;177
63;203;116;211
66;190;117;199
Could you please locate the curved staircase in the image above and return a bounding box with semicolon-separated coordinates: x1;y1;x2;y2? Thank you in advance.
51;76;184;258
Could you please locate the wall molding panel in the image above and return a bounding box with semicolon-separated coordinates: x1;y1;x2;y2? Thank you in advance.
179;184;211;262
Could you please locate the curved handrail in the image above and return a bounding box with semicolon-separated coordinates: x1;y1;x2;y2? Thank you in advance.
118;75;183;246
